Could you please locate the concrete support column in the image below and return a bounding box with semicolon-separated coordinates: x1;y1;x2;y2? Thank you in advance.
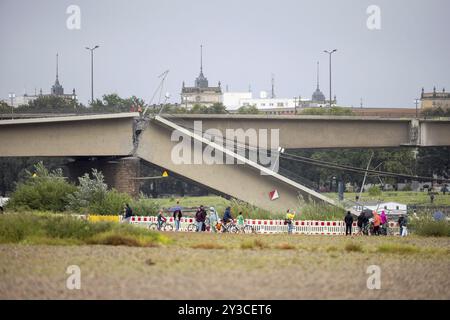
104;157;141;197
66;157;141;198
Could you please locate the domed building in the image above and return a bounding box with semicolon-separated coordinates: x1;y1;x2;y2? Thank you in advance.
311;61;326;103
180;45;222;109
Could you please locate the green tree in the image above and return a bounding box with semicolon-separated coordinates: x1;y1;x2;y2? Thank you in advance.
7;162;76;211
300;107;353;116
237;105;260;114
17;95;84;113
89;94;146;113
0;101;11;113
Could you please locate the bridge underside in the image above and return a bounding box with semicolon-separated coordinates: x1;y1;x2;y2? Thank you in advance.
136;117;334;212
1;113;450;212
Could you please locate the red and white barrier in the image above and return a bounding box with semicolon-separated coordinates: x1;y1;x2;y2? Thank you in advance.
127;216;400;235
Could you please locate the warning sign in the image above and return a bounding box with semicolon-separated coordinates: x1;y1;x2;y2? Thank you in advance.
162;171;169;177
269;189;279;201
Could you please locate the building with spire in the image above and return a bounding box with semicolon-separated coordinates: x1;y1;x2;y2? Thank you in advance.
311;61;326;103
180;45;222;109
3;53;77;108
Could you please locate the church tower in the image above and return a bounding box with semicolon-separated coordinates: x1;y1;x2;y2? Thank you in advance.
51;53;64;96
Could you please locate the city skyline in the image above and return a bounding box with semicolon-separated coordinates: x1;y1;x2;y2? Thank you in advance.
1;0;449;108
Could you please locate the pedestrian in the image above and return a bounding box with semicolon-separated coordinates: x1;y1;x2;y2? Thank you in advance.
209;207;219;233
344;211;354;236
195;205;207;232
357;212;364;235
286;209;295;234
222;207;233;226
380;210;388;235
122;203;133;223
157;209;166;230
397;214;405;236
237;212;245;231
372;211;381;235
401;215;408;237
172;201;182;232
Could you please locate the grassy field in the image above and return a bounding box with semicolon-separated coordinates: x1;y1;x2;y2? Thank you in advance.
1;232;449;299
149;191;450;220
325;191;450;206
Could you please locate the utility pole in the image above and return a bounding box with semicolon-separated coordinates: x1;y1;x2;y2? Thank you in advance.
85;45;99;104
271;74;275;99
414;98;420;118
324;49;337;108
359;151;374;201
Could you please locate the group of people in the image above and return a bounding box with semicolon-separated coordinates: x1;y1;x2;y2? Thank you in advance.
152;203;245;233
344;210;408;236
196;205;245;233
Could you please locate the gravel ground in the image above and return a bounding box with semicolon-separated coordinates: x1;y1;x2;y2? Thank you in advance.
0;233;449;299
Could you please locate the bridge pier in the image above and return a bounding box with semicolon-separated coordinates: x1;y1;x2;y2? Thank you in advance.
66;157;141;198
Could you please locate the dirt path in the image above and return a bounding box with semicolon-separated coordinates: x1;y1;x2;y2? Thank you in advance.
1;234;449;299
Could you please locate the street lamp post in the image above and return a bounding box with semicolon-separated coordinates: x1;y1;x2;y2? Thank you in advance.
324;49;337;108
85;45;99;104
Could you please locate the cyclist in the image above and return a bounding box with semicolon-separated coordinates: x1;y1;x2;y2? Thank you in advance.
222;207;233;232
157;210;167;230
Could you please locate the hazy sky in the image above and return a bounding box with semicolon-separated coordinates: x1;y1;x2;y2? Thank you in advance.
1;0;449;108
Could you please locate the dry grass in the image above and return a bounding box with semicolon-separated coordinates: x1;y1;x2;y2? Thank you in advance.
1;233;449;299
377;243;420;254
190;243;226;250
344;242;364;252
275;242;296;250
241;239;269;249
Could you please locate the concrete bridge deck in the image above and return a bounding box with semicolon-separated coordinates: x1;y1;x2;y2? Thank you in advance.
1;113;449;212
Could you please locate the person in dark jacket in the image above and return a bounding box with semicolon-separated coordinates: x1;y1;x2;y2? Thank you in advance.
195;205;207;232
357;213;365;235
172;201;182;232
122;203;133;223
222;207;233;223
344;211;354;236
397;215;405;236
222;207;233;232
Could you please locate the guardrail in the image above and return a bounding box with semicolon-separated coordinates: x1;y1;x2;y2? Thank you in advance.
126;216;401;235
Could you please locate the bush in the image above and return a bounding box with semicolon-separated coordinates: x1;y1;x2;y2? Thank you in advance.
7;162;76;212
67;169;132;215
368;186;382;197
131;196;160;216
410;218;450;237
298;203;345;221
0;212;169;247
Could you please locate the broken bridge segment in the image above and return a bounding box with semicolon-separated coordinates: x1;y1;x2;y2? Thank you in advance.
135;115;338;212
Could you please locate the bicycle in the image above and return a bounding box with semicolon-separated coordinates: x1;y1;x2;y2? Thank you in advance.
221;220;239;233
235;224;256;234
149;221;173;232
187;223;198;232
